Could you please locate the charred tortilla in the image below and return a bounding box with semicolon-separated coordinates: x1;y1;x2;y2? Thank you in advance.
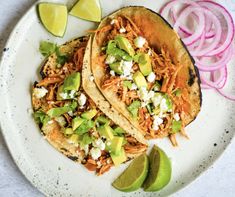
90;7;201;145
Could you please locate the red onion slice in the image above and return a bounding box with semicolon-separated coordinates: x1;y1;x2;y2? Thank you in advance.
197;1;235;56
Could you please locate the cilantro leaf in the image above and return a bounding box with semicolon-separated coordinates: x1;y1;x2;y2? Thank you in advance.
39;41;57;57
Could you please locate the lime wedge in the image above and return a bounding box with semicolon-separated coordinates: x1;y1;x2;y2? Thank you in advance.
143;145;172;191
112;154;149;192
69;0;101;22
38;3;67;37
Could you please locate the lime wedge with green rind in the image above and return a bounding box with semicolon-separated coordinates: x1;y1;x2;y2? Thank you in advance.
69;0;101;22
112;153;149;192
38;3;67;37
143;145;172;191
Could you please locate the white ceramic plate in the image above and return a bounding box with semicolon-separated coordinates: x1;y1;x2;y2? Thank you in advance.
0;0;235;196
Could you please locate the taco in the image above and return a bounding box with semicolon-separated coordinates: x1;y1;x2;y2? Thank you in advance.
90;7;202;146
32;37;147;175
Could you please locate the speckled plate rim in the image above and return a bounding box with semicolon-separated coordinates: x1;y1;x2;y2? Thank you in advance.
0;0;234;196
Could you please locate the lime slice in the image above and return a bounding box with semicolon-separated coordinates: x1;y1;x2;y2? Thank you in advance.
69;0;101;22
38;3;67;37
143;145;172;191
112;153;149;192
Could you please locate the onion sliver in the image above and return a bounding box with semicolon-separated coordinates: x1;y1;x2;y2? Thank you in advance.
197;1;235;56
174;6;205;45
194;45;233;71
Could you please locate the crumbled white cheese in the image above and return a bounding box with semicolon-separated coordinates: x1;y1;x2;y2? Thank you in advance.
130;83;138;90
34;87;48;99
173;113;180;121
153;115;164;125
134;36;146;48
147;72;156;83
152;123;159;131
105;55;116;64
110;70;115;76
119;27;126;33
97;161;102;168
120;60;133;79
55;116;66;127
138;88;155;106
90;147;102;160
59;92;68;100
67;111;73;117
152;116;163;131
106;141;111;146
89;75;94;82
152;94;162;107
69;90;76;98
93;139;105;151
148;49;152;56
107;159;111;164
160;98;168;112
48;120;54;125
78;93;87;107
110;19;117;25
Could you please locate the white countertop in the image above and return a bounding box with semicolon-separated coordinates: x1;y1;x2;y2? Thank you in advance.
0;0;235;196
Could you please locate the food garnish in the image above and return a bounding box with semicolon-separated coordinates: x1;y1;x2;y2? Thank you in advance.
160;0;235;100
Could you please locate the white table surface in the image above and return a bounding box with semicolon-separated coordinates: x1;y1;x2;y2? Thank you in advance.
0;0;235;196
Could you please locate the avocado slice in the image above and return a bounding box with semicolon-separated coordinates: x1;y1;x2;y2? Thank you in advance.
115;35;135;57
109;62;123;75
81;109;97;120
72;117;85;131
68;134;79;145
138;53;152;76
127;100;141;119
113;126;126;135
171;120;182;134
108;136;124;155
56;85;65;100
133;71;148;89
63;72;81;91
64;128;74;135
95;116;110;125
110;148;127;166
47;102;77;117
97;124;114;140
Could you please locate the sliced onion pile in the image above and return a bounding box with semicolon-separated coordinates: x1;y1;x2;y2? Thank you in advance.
160;0;235;101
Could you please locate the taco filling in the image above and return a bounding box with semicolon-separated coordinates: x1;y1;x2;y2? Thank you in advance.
32;37;147;175
91;7;201;146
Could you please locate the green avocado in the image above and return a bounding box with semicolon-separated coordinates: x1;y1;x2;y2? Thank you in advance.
81;109;97;120
47;102;77;117
72;117;85;131
108;136;124;155
110;148;127;166
95;116;110;125
63;72;81;91
109;62;123;75
133;71;148;89
138;53;152;76
68;134;80;145
171;120;182;134
56;85;66;100
97;124;114;140
115;35;135;57
127;100;141;119
64;128;73;135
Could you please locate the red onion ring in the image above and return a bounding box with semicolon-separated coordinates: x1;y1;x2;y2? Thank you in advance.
174;6;205;45
197;1;235;56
